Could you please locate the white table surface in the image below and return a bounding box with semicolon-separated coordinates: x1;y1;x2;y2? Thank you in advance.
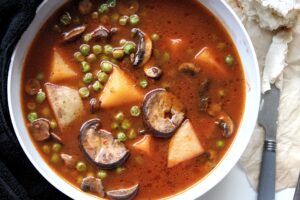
198;164;295;200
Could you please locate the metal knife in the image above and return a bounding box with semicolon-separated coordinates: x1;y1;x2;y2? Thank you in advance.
293;173;300;200
257;84;280;200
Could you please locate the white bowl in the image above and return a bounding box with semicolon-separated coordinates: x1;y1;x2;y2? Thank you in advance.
7;0;260;199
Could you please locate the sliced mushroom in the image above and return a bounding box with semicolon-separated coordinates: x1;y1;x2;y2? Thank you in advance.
144;61;162;79
198;79;210;112
60;153;77;168
89;98;101;114
29;118;50;141
25;79;41;95
178;62;200;76
215;112;234;137
63;25;87;42
78;0;92;15
117;0;139;15
131;28;152;68
80;119;129;169
143;89;185;138
81;176;105;197
50;132;63;144
89;26;117;41
106;184;139;200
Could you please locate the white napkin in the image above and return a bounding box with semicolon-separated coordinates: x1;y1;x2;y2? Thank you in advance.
226;0;300;191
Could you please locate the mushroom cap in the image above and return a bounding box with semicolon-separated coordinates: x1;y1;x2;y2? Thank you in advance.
143;89;186;138
29;118;51;141
80;119;129;169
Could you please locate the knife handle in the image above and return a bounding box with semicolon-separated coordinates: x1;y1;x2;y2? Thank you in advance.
257;140;276;200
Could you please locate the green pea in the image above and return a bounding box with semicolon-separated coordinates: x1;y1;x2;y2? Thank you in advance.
97;72;109;83
83;33;92;43
74;51;85;62
100;61;113;73
112;49;124;59
81;61;91;72
83;72;93;84
87;53;97;63
36;73;44;81
218;89;225;97
91;11;99;19
60;12;72;26
121;120;131;130
127;129;137;140
111;122;119;130
101;55;110;61
162;52;170;63
115;167;125;174
119;15;129;26
42;144;51;154
225;55;234;65
80;44;91;56
50;120;57;129
93;45;102;55
27;112;38;122
129;14;140;26
123;42;136;55
51;153;60;164
36;91;46;104
153;49;160;59
76;161;87;172
151;33;160;42
116;132;127;142
130;106;141;117
135;156;144;164
216;140;225;148
97;170;108;179
104;45;113;55
111;13;119;22
139;79;148;89
52;143;62;152
79;87;90;98
98;3;109;14
115;112;125;122
92;81;103;92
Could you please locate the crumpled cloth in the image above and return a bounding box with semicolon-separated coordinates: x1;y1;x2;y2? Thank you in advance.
226;0;300;191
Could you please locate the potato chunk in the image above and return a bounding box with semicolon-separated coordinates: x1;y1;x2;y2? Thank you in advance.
168;119;204;168
99;67;144;108
194;47;226;74
132;135;152;155
45;83;84;129
49;48;77;82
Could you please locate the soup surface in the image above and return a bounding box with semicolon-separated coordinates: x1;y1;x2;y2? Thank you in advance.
21;0;245;199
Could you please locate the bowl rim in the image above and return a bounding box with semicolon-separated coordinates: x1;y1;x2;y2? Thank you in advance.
7;0;260;199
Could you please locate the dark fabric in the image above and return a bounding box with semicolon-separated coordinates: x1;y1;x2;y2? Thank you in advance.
0;0;70;199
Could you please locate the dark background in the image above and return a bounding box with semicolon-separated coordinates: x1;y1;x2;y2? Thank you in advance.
0;0;70;199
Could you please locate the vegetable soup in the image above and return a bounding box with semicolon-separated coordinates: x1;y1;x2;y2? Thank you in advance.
21;0;245;199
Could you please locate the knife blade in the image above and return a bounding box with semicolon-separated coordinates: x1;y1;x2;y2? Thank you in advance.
257;84;280;200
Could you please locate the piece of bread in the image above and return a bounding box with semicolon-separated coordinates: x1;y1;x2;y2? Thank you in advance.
262;30;292;93
238;0;299;30
45;83;84;129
